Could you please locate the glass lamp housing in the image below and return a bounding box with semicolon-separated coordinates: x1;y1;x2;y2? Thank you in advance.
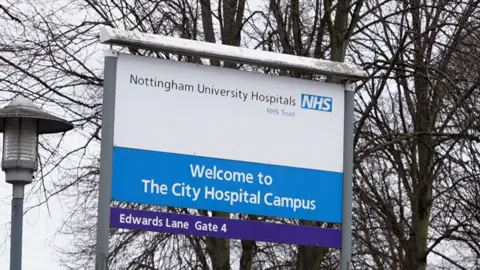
2;118;38;171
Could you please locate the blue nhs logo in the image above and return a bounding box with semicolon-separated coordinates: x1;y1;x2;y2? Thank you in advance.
301;94;333;112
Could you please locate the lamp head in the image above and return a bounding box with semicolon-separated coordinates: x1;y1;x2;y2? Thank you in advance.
0;96;73;184
0;96;73;134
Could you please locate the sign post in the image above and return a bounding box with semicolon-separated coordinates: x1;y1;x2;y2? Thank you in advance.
95;49;117;270
341;83;355;270
96;27;367;270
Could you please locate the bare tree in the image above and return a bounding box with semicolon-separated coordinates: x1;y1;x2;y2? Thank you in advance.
350;0;480;269
2;0;480;269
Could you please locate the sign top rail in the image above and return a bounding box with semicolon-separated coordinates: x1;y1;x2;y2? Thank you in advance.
99;27;368;82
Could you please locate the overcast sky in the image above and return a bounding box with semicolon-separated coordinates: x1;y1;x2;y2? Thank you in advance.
0;151;67;269
0;0;459;267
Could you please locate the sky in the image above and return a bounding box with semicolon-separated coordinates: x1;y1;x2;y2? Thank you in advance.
0;1;463;268
0;1;99;268
0;156;67;270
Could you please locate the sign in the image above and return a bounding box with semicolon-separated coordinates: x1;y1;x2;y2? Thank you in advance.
111;53;345;223
110;208;342;248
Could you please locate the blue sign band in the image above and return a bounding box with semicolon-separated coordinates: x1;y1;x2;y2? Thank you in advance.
112;146;343;223
110;207;342;248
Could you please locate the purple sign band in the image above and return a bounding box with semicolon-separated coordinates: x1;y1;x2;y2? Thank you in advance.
110;207;341;248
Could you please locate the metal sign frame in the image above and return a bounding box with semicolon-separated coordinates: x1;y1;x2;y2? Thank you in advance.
96;26;367;270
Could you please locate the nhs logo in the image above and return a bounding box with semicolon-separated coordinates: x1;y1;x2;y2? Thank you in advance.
301;94;332;112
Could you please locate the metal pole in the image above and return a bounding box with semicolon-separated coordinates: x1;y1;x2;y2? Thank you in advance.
10;183;25;270
95;49;118;270
340;83;354;270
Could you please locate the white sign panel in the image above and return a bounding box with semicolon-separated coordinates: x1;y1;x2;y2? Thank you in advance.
111;53;345;223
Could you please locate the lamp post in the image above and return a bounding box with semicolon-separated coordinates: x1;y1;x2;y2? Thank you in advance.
0;96;73;270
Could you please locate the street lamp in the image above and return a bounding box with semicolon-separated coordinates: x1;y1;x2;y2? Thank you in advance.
0;96;73;270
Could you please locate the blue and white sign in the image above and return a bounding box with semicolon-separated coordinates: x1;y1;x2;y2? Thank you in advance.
111;53;345;223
